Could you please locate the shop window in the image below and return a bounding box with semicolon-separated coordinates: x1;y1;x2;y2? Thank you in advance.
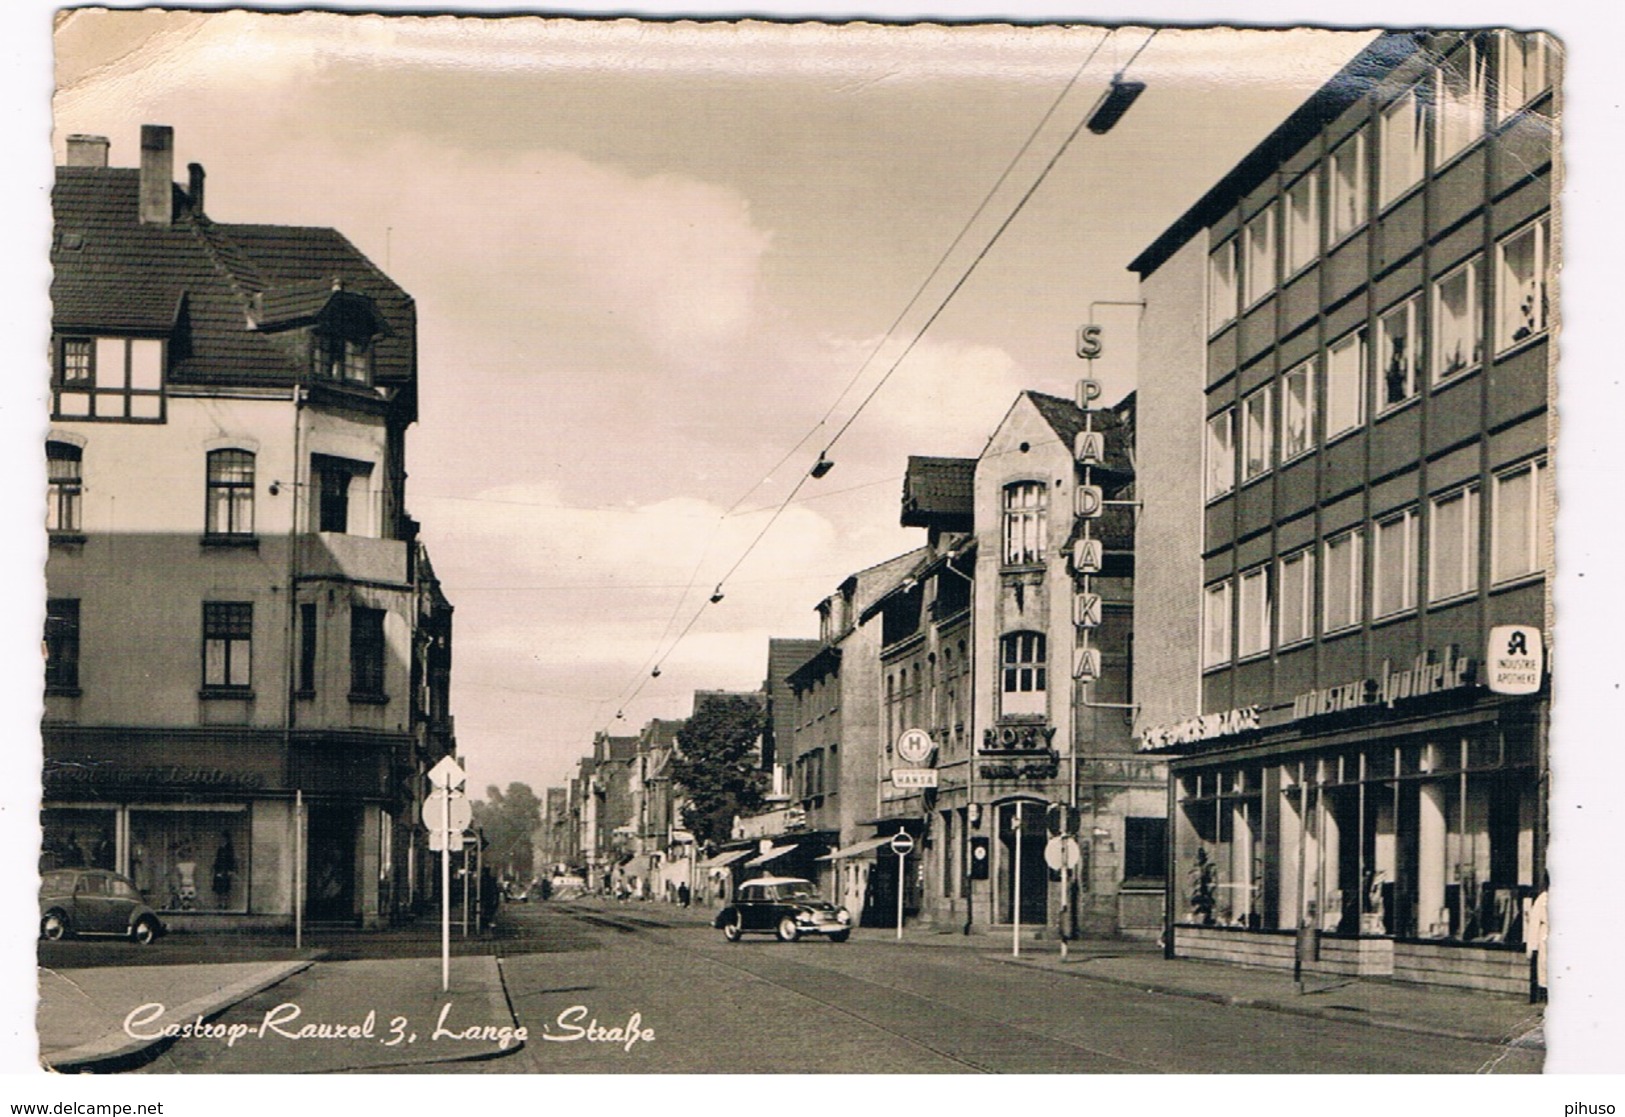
1325;328;1367;439
1491;459;1550;583
1241;384;1273;482
1237;566;1272;658
1281;360;1315;460
1495;216;1552;353
1379;86;1427;207
1497;31;1552;121
1377;294;1421;409
1322;529;1363;634
45;599;80;693
40;808;117;873
52;336;165;422
1435;39;1488;165
1284;171;1319;275
1123;817;1168;883
1429;484;1480;601
999;632;1046;717
202;602;252;691
129;809;249;913
1373;507;1418;618
1431;256;1482;381
1328;129;1367;242
1001;481;1047;565
1205;408;1236;500
350;606;388;699
1202;580;1232;668
1243;204;1276;307
1277;547;1316;647
46;441;83;534
205;448;256;538
1208;238;1238;332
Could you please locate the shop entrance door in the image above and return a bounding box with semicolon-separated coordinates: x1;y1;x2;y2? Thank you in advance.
997;801;1048;925
306;805;357;923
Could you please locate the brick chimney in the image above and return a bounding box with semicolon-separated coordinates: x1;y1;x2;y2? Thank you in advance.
65;134;109;167
188;162;205;216
139;124;174;225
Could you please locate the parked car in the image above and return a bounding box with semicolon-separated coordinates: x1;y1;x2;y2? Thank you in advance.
39;868;165;945
714;876;852;943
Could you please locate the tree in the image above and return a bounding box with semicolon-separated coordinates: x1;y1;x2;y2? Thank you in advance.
471;782;543;882
671;694;767;847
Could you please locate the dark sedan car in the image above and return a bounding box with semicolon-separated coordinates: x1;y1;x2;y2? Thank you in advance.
39;868;165;945
714;876;852;942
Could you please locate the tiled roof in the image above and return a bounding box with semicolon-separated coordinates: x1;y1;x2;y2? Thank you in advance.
1025;390;1135;478
901;456;975;528
766;638;821;689
51;165;415;395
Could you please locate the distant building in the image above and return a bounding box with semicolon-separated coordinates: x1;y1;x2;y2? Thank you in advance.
43;126;456;929
1131;31;1556;993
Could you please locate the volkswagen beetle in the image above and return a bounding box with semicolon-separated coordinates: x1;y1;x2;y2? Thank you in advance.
39;868;165;945
714;876;852;942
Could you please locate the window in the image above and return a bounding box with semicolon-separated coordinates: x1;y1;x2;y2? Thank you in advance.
1277;548;1316;646
1429;485;1480;601
1322;529;1363;634
1497;31;1551;121
1496;216;1552;352
1328;130;1367;242
45;599;80;692
1202;581;1232;668
1209;239;1238;332
1326;328;1367;439
1123;817;1168;882
350;606;388;698
1281;361;1315;460
297;602;318;695
1205;409;1236;499
205;449;255;537
1432;256;1482;380
53;336;165;421
1492;460;1550;583
1373;508;1418;618
46;441;82;534
1284;172;1319;275
999;632;1046;717
1243;205;1276;307
203;602;252;690
1436;41;1488;164
1237;566;1272;658
313;456;373;535
1378;295;1421;408
312;332;372;386
1379;87;1427;206
1002;482;1047;565
1241;385;1273;482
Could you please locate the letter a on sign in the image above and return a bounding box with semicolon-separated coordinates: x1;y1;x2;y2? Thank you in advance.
1073;647;1101;681
1074;430;1105;465
1072;537;1102;573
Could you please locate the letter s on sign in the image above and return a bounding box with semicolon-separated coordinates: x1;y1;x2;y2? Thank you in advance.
1076;325;1103;360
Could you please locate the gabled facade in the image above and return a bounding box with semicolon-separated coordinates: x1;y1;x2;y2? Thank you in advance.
43;126;454;929
1131;31;1556;993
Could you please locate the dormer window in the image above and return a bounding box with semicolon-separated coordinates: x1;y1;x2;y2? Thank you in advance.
311;331;372;386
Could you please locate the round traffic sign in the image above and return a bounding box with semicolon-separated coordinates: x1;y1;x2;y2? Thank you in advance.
1044;836;1082;872
895;728;934;766
889;832;915;856
422;791;472;834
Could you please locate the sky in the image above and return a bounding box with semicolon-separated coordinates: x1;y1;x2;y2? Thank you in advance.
47;11;1376;798
5;0;1625;1090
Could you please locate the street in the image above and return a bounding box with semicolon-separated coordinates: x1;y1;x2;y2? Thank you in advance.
127;901;1542;1074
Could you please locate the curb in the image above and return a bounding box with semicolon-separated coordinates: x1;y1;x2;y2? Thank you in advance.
989;955;1544;1049
45;958;318;1073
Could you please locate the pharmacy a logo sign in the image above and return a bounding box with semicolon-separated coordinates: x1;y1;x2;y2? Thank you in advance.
1485;625;1544;695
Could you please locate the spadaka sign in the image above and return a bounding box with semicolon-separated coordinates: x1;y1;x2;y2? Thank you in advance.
1291;646;1475;722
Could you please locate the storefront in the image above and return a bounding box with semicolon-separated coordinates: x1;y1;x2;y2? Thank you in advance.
1145;644;1548;995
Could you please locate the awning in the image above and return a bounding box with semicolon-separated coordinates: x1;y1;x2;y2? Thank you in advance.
697;849;752;872
743;843;798;868
816;834;895;861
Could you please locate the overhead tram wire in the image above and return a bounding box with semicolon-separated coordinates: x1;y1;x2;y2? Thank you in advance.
596;29;1144;735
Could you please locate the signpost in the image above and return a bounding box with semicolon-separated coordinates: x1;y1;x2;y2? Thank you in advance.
889;831;915;941
426;755;467;992
1012;802;1024;957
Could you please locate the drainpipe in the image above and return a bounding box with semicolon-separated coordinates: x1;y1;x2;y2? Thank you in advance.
284;385;307;945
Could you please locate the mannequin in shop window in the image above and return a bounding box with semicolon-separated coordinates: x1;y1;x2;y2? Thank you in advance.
174;841;198;910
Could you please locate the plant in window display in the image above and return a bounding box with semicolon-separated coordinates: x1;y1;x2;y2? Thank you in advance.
1188;847;1217;925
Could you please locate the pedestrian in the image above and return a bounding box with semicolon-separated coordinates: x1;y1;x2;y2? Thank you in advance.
1526;876;1549;1004
678;881;690;908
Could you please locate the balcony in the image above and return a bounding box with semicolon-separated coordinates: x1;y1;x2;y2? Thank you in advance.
298;532;408;586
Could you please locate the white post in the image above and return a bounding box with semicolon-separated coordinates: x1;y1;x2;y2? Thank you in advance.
441;787;451;993
294;790;303;952
1013;802;1023;957
896;850;906;941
